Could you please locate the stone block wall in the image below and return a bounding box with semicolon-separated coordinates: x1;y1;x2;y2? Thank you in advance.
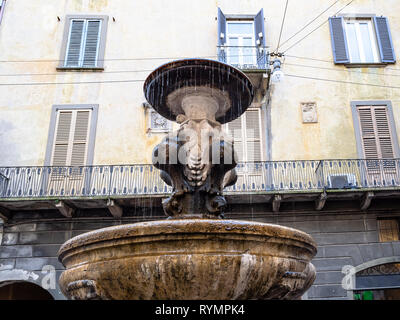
1;211;400;300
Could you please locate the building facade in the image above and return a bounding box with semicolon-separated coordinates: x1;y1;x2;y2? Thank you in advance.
0;0;400;300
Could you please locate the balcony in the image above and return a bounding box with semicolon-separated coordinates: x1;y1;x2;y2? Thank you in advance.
217;45;269;71
217;46;270;100
1;159;400;218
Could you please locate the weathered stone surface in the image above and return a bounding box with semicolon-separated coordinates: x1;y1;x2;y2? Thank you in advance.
0;245;32;258
307;284;347;299
16;257;63;271
58;219;317;300
1;233;18;245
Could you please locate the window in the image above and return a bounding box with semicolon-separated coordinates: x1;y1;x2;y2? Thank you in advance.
329;16;396;65
58;15;108;70
225;108;265;189
352;101;399;160
344;19;380;63
226;21;256;67
226;108;263;163
352;101;400;186
217;8;267;69
378;219;400;242
45;105;99;167
0;0;6;25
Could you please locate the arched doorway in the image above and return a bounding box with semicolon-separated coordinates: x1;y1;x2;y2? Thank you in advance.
0;281;54;300
352;257;400;300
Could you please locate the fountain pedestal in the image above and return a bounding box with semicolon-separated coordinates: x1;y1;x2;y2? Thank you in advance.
58;59;317;300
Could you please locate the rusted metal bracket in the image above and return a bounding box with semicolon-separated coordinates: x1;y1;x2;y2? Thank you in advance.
107;199;123;218
272;195;282;212
315;192;328;211
55;201;74;218
0;206;10;222
361;192;374;211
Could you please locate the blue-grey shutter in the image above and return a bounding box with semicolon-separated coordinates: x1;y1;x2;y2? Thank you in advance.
254;9;266;69
83;20;101;67
65;20;85;67
374;17;396;63
329;17;350;64
217;8;227;63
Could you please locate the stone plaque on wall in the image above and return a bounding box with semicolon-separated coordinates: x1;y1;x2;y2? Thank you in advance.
150;110;171;132
301;102;318;123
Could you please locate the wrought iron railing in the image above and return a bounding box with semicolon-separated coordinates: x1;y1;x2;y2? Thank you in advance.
217;46;269;70
0;159;399;199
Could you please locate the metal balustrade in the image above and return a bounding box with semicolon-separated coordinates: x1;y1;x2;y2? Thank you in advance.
0;159;399;199
217;46;269;70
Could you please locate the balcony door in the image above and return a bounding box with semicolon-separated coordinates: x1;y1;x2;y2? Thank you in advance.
44;105;98;196
352;101;400;187
226;21;256;68
217;8;266;69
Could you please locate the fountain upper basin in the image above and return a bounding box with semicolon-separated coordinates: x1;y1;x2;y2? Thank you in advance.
143;59;254;124
58;219;317;300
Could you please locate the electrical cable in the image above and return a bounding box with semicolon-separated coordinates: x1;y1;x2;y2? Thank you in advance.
278;0;341;50
283;62;400;78
282;0;356;53
275;0;290;53
285;73;400;90
0;70;398;89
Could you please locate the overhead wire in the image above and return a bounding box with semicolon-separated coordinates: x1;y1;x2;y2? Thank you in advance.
275;0;290;53
284;73;400;90
0;69;398;90
278;0;341;50
281;0;356;53
282;62;400;78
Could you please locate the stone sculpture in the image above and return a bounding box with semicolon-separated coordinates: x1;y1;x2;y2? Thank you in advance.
58;59;317;300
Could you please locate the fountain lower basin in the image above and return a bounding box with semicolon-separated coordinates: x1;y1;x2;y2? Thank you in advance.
58;219;317;300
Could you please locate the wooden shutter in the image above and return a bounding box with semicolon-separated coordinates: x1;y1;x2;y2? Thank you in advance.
71;111;90;166
52;111;73;166
245;109;262;162
217;8;227;63
65;20;85;67
82;20;101;67
227;117;244;162
226;109;263;162
378;219;400;242
357;106;395;159
65;19;101;67
374;17;396;63
329;17;350;64
254;9;266;68
51;109;91;166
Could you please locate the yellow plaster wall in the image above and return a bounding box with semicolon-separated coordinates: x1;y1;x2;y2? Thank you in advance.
0;0;399;165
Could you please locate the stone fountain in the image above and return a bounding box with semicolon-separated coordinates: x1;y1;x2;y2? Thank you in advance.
58;59;317;300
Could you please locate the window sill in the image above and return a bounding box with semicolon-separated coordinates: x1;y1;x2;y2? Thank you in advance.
56;67;104;72
343;63;389;68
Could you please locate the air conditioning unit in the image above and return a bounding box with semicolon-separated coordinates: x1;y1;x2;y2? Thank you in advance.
327;174;357;189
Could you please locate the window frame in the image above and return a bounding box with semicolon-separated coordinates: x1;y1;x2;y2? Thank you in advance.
344;18;380;64
226;20;257;67
57;15;109;71
44;104;99;166
378;218;400;242
331;14;396;67
224;107;264;163
217;8;267;70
